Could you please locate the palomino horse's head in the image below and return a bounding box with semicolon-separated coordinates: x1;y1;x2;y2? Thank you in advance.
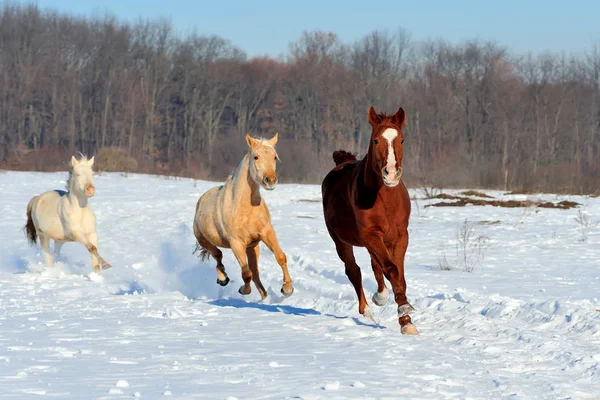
367;106;406;187
69;155;96;198
246;133;280;191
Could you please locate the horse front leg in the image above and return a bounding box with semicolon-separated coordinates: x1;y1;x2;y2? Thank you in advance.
88;231;111;271
365;231;418;335
39;233;54;267
72;231;110;272
369;256;389;306
246;244;267;300
260;225;293;296
388;232;417;334
54;240;64;257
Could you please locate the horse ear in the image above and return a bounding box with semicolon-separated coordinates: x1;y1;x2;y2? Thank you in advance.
71;156;79;167
368;106;381;127
393;107;406;128
88;156;95;166
268;133;278;147
245;133;259;149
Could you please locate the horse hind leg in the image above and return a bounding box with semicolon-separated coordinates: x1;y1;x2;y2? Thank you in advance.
194;232;229;286
370;257;389;306
334;240;374;323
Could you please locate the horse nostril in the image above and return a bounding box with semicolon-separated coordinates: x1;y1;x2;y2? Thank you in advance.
383;167;389;176
264;177;270;184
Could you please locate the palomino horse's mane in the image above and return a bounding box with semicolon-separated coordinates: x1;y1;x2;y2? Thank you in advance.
251;137;275;149
65;154;90;191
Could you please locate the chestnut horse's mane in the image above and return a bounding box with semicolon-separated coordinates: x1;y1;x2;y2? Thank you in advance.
332;150;357;166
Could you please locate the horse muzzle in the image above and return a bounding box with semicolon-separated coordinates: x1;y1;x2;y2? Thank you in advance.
85;184;96;197
382;167;403;187
262;176;278;191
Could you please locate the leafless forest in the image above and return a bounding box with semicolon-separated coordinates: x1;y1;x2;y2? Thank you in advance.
1;4;599;193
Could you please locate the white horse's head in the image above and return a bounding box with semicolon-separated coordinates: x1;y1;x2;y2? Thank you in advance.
68;155;96;198
246;133;280;191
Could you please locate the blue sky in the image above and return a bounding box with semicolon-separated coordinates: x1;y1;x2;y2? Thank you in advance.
27;0;600;57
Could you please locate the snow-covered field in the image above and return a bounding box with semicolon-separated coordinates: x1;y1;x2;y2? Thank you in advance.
1;171;599;399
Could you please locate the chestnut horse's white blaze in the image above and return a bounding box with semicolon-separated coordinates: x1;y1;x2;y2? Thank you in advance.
381;127;400;186
382;128;398;172
24;155;111;273
193;133;293;299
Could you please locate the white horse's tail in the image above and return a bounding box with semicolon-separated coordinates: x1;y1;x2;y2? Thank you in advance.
25;197;37;246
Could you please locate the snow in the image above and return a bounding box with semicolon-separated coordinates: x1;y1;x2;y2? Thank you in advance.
1;171;599;399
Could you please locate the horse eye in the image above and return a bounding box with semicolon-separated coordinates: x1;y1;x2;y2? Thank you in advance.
254;156;259;160
373;139;379;145
401;139;405;144
274;156;278;160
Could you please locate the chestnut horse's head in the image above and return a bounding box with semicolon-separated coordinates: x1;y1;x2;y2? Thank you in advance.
367;106;406;187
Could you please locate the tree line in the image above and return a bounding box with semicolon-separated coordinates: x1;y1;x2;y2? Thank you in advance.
1;3;598;193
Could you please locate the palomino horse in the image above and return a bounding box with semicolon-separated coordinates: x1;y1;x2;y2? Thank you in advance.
193;133;294;299
25;155;111;273
321;106;417;335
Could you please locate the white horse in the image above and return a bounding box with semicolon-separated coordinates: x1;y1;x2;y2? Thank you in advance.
25;155;111;272
193;133;293;299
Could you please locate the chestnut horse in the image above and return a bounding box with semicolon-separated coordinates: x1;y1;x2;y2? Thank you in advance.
321;106;417;335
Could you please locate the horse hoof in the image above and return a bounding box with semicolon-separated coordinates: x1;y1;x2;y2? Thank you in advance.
362;306;377;324
217;276;230;286
281;286;294;297
372;289;388;306
398;303;415;316
238;286;251;296
102;263;112;270
93;265;101;273
401;323;419;335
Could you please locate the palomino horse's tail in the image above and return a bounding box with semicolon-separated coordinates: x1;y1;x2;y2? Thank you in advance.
193;243;211;262
25;197;37;246
332;150;357;166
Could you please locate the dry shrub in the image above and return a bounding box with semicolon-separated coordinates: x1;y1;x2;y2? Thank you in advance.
538;200;580;210
95;147;138;173
506;188;538;195
430;193;463;200
574;208;598;242
3;147;74;171
426;198;580;209
460;190;494;198
420;185;442;199
438;219;490;272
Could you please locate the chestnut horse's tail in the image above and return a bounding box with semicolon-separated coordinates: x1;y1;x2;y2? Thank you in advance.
332;150;357;166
